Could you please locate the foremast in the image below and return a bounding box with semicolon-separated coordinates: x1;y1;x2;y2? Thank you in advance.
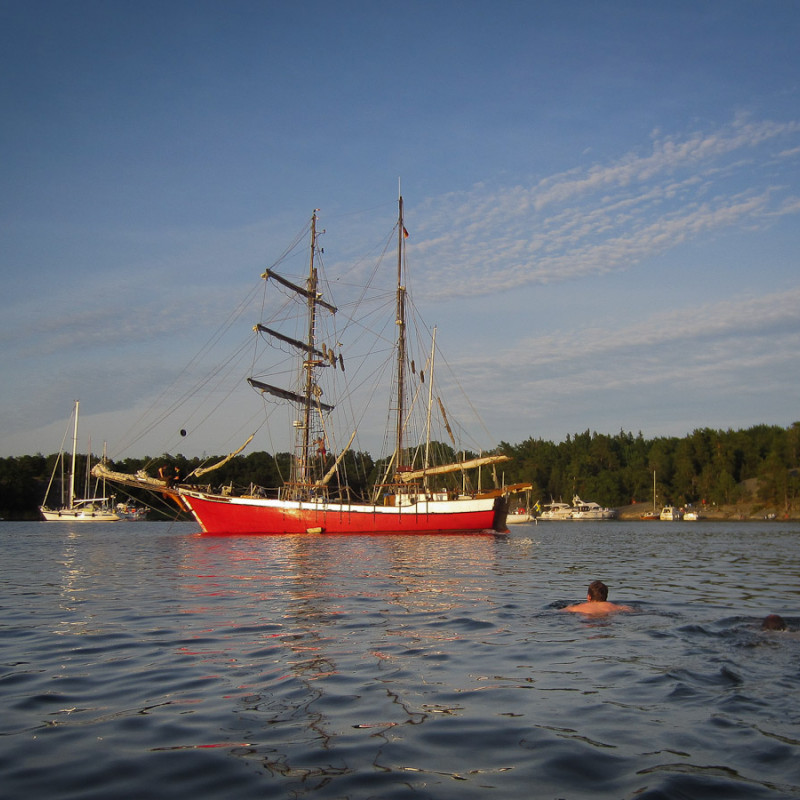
250;211;339;501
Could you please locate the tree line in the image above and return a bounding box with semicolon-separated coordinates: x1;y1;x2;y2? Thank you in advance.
497;423;800;513
0;448;380;521
1;422;798;520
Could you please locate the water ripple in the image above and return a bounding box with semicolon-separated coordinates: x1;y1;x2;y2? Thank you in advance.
1;520;799;798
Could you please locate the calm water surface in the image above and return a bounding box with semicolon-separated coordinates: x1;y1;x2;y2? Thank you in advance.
1;520;799;799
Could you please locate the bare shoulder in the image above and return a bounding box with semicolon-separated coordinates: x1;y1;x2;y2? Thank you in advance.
564;601;633;615
610;603;634;613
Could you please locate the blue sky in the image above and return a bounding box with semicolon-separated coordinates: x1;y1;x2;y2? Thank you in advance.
1;0;799;460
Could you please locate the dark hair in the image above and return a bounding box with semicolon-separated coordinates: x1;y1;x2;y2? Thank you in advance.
761;614;787;631
588;580;609;602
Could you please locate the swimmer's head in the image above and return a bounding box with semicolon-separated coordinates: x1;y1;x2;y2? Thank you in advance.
587;581;609;601
761;614;787;631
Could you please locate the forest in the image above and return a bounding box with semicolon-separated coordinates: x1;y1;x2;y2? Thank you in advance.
497;423;800;515
1;422;798;520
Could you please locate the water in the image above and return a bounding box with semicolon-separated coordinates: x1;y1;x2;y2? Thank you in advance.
1;520;799;799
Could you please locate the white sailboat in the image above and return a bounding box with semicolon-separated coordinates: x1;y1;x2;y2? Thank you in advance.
40;402;120;522
504;483;535;524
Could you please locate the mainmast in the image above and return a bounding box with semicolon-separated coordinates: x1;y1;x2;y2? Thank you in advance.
395;195;407;473
299;212;320;487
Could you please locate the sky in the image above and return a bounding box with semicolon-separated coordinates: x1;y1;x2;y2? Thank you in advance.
1;0;799;461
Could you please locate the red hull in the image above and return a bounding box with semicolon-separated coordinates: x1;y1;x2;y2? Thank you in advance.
179;490;508;535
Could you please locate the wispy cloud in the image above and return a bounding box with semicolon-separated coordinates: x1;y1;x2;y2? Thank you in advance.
408;118;800;299
438;285;800;436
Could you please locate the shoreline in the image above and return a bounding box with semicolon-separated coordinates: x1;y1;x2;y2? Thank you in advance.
615;503;800;521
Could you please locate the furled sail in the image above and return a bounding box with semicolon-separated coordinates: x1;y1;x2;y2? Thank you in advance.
262;269;338;313
255;325;327;359
396;453;510;483
248;377;334;412
92;461;168;491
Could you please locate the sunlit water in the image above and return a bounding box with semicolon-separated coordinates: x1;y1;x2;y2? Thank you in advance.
1;520;799;799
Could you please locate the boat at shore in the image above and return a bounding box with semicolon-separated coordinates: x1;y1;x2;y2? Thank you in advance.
94;198;512;535
660;505;682;521
536;496;616;521
538;500;574;520
506;509;534;524
505;484;535;524
570;495;617;520
41;402;120;522
115;502;148;521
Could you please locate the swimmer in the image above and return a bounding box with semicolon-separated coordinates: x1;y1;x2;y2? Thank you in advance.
564;580;633;615
761;614;787;631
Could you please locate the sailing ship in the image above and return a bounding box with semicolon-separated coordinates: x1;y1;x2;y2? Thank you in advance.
41;401;120;522
94;197;510;535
